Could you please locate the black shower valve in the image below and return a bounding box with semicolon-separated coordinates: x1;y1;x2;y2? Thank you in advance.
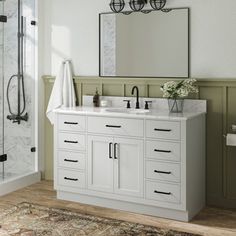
7;113;28;124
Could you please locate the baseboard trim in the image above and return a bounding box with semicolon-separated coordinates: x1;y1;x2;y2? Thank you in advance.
0;172;41;196
57;191;190;222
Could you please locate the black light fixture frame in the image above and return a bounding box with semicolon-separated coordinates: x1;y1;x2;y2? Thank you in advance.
129;0;147;12
110;0;166;13
150;0;166;11
110;0;125;13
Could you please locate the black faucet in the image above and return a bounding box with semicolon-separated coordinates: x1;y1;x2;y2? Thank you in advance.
131;86;140;109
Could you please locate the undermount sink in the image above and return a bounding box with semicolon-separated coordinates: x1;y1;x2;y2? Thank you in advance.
105;108;150;114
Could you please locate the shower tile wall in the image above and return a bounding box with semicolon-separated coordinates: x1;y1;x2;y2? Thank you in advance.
2;0;36;175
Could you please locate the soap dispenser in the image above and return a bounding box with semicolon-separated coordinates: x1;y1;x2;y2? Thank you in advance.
93;88;100;107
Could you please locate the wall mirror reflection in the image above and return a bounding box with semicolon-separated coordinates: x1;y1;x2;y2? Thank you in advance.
99;8;189;78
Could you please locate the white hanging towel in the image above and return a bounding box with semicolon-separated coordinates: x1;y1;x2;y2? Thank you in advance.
46;61;76;125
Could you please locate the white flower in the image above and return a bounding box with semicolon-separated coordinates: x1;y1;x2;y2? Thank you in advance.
177;88;188;98
160;79;198;99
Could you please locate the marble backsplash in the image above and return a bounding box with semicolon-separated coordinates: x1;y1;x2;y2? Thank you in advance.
83;96;207;114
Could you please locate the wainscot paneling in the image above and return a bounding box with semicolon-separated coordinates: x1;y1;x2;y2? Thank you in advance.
43;76;236;209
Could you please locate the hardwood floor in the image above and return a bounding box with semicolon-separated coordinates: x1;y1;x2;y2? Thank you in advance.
0;181;236;236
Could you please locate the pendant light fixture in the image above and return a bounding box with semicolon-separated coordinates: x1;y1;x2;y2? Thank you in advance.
109;0;167;13
150;0;166;11
129;0;147;12
110;0;125;13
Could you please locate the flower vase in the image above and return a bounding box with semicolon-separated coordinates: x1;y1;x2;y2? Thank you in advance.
168;99;184;113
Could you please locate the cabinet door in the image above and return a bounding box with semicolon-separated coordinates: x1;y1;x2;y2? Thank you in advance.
114;138;144;197
88;136;114;193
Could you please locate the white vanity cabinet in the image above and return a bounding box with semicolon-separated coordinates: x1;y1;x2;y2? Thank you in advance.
87;136;114;193
87;136;144;197
113;137;143;197
54;108;206;222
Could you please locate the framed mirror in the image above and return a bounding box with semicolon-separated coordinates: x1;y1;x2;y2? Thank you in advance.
99;8;189;78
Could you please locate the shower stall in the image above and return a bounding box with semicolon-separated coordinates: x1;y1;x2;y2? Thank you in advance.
0;0;40;196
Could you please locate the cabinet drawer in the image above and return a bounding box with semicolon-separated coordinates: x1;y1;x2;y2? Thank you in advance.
146;140;180;162
58;114;86;132
146;161;180;183
58;151;85;170
88;116;144;137
146;181;181;204
58;133;86;151
58;169;85;189
146;120;180;140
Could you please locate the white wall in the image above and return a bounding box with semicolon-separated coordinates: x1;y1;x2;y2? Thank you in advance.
40;0;236;78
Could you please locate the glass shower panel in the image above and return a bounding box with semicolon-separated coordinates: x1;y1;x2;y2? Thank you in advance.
0;0;5;180
2;0;36;178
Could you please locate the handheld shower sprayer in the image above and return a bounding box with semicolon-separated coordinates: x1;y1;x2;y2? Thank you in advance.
6;0;28;124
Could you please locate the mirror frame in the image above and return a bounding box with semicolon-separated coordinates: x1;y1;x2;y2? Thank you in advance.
99;8;190;78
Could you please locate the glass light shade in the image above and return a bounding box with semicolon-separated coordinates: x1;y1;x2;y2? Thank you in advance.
129;0;147;12
150;0;166;10
110;0;125;13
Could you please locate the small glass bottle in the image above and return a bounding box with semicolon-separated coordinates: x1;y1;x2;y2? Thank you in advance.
93;88;100;107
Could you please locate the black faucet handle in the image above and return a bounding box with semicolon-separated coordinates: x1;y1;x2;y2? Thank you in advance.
145;101;152;110
123;100;131;109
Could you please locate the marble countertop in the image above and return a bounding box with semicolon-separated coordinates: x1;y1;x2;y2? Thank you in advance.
54;106;206;121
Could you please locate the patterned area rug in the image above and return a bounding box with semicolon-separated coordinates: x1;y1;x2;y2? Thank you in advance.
0;202;200;236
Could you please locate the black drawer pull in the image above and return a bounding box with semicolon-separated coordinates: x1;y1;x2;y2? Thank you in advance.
64;177;78;181
114;143;118;159
109;142;113;159
154;128;172;132
64;140;78;144
106;125;122;128
64;159;79;163
154;170;171;175
64;122;78;125
154;190;171;195
154;149;171;153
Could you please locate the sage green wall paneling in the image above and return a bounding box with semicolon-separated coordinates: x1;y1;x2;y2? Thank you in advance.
148;84;163;98
102;83;124;96
82;83;102;97
199;86;224;202
44;81;54;180
226;87;236;199
42;76;236;209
